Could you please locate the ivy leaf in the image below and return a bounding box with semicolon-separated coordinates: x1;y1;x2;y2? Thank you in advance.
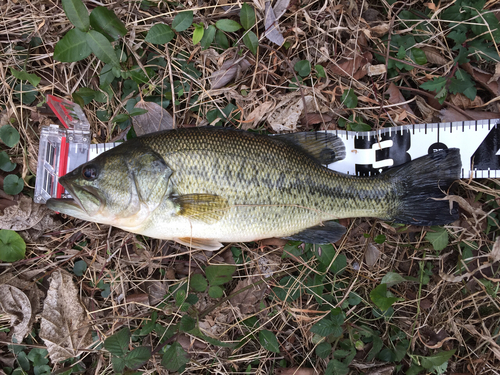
425;226;449;251
86;30;120;68
0;151;16;172
315;64;326;78
205;265;236;286
90;6;128;40
216;19;242;32
3;174;24;195
0;229;26;262
73;260;87;276
54;28;92;62
145;24;175;44
61;0;89;32
243;30;258;55
172;11;193;32
259;330;280;353
341;89;358;108
161;342;189;371
240;3;256;30
0;125;20;148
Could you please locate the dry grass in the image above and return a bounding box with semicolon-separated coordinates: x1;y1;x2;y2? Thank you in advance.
1;0;500;374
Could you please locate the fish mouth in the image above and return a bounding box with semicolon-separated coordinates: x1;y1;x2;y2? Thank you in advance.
46;180;103;217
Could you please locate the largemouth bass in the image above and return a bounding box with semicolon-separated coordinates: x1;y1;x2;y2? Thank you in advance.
46;127;461;250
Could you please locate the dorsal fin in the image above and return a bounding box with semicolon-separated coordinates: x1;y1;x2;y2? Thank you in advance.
274;132;346;164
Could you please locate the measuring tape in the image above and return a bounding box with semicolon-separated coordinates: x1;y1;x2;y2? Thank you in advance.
34;97;500;204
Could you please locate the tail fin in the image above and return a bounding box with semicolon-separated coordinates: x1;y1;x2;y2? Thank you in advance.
386;148;461;226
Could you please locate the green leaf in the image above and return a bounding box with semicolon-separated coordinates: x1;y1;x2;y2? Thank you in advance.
0;230;26;262
86;30;120;68
341;89;358;108
316;342;332;359
310;317;343;337
425;226;449;251
294;60;311;77
315;64;326;78
10;68;41;87
146;23;175;44
420;349;456;370
0;151;16;172
240;3;256;30
73;87;98;105
205;265;236;286
370;284;398;311
104;328;130;357
17;351;30;371
54;28;91;62
111;356;126;373
243;30;258;55
325;359;349;375
172;11;193;32
314;244;336;268
411;48;427;65
62;0;89;31
73;260;87;276
0;125;19;148
419;77;447;92
406;365;424;375
259;330;280;353
28;348;49;367
3;174;24;195
190;273;208;292
179;315;196;332
215;29;230;49
208;285;223;298
193;24;204;45
124;346;151;369
14;83;38;105
216;19;242;32
380;272;407;286
200;24;216;49
112;113;130;123
161;342;189;371
90;6;128;40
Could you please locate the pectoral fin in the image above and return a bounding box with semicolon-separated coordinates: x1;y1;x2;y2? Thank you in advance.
175;237;223;251
173;194;230;224
283;221;346;244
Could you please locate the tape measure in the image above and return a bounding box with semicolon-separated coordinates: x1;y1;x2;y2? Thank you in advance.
34;96;500;204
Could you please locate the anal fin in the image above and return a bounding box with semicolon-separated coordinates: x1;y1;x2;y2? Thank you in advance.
283;221;346;244
175;237;223;251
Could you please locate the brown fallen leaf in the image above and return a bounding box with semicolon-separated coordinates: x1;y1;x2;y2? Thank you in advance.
300;112;333;127
268;95;314;132
462;62;500;96
422;46;449;66
0;195;58;233
329;51;372;80
210;57;252;90
439;108;500;122
132;100;174;136
264;1;285;46
365;242;380;268
39;270;92;363
447;93;484;109
415;95;440;122
243;100;275;130
386;83;415;116
0;285;33;343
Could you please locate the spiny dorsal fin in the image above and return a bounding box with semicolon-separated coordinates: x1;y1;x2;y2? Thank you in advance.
173;194;230;224
274;132;346;164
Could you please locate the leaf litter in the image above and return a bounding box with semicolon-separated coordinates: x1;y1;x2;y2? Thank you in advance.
2;0;500;373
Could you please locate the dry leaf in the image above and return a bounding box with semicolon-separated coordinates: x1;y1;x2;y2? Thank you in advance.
448;93;483;109
415;95;439;122
0;285;32;343
368;64;387;76
244;101;275;130
273;0;290;19
422;47;448;66
329;51;372;80
264;1;285;46
39;270;92;362
300;112;333;127
489;237;500;263
462;62;500;96
487;62;500;84
439;108;500;122
0;195;57;232
132;100;174;136
268;95;314;132
210;57;252;90
386;83;415;116
369;23;390;38
365;242;380;268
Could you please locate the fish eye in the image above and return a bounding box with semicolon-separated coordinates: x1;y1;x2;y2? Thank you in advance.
82;165;98;180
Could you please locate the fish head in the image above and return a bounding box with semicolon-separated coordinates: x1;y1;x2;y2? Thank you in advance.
47;143;173;229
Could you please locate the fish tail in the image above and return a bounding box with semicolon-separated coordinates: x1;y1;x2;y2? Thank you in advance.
387;148;461;226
